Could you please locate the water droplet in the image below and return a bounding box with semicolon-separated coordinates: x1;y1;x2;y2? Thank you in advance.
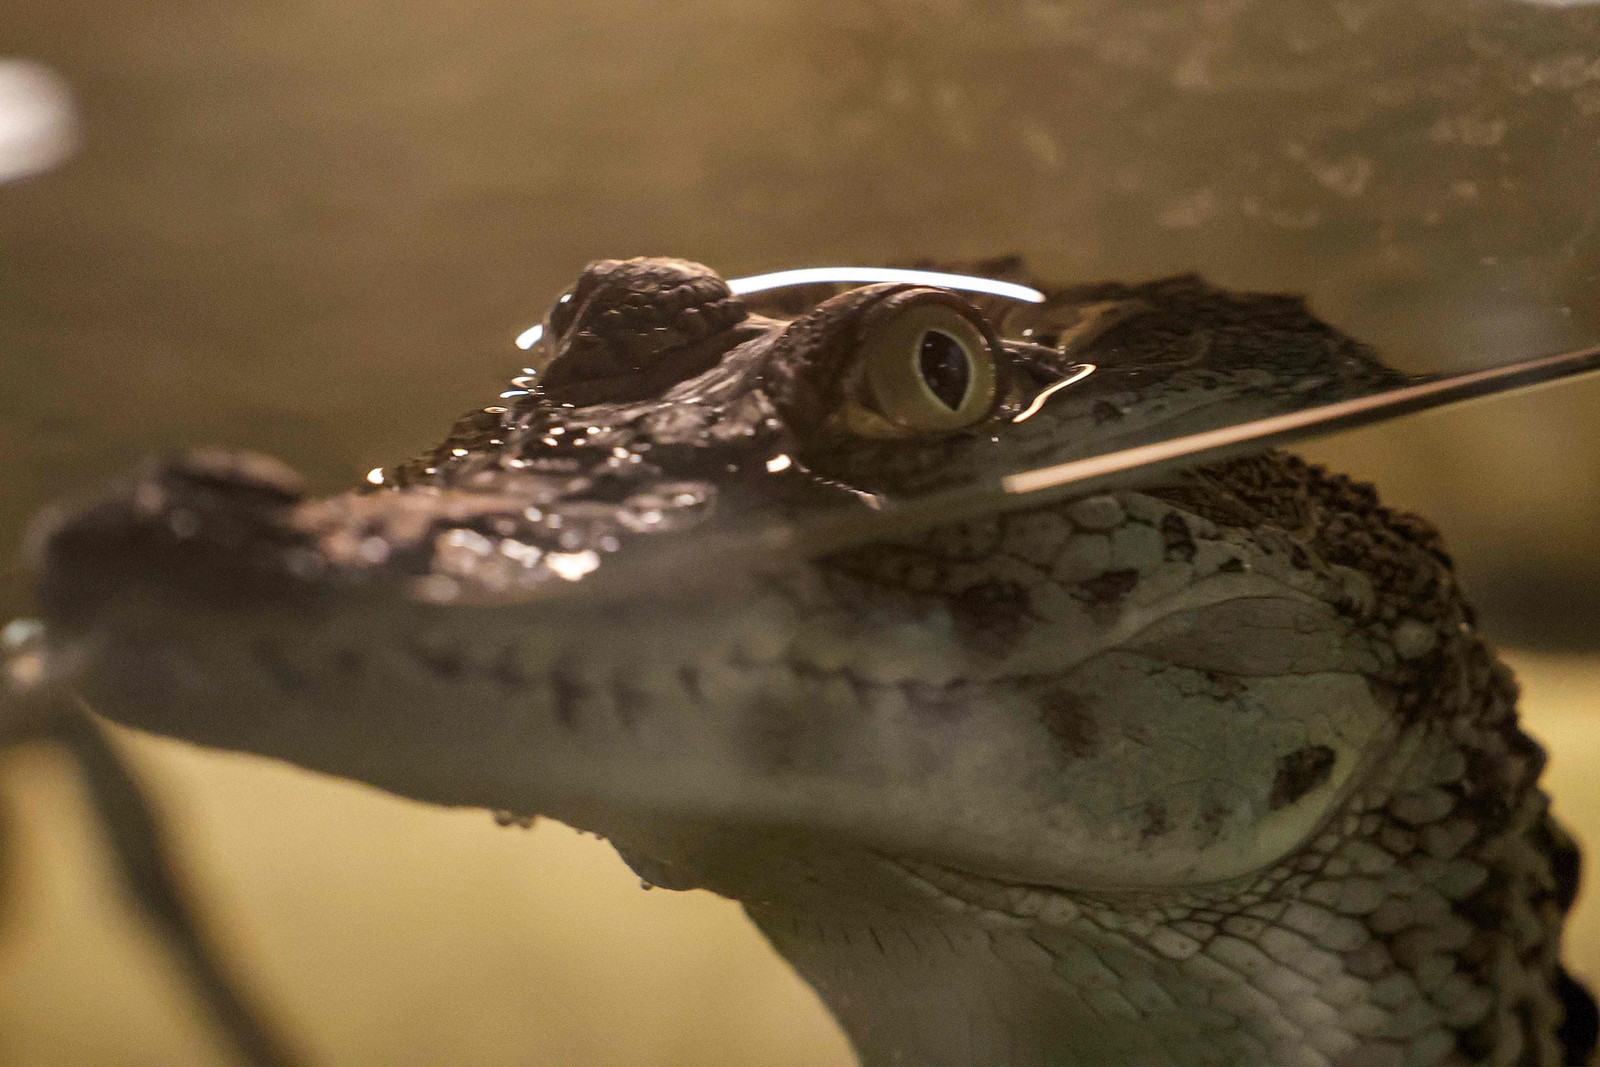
493;810;536;829
545;549;600;581
500;540;542;567
620;508;664;531
439;528;494;555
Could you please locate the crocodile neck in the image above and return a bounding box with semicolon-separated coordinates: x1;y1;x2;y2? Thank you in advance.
727;450;1594;1066
744;662;1580;1066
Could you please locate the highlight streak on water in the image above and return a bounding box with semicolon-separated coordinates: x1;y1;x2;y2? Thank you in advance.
515;268;1048;350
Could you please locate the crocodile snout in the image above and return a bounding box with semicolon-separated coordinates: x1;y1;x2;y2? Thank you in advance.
28;449;312;629
139;448;306;508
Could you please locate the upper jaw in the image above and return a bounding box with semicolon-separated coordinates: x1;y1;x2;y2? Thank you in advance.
18;449;1390;899
27;449;319;634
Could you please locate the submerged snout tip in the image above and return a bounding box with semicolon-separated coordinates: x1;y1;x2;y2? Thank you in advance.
22;448;306;564
139;448;308;507
22;448;314;630
0;617;82;735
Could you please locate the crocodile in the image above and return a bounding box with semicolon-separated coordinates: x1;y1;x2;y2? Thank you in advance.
14;257;1597;1065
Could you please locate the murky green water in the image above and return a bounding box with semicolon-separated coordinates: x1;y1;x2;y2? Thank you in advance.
2;0;1599;1061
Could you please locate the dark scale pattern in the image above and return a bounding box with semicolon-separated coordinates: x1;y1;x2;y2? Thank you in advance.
828;448;1592;1064
352;270;1593;1061
1270;746;1338;810
1150;453;1594;1065
43;258;1591;1065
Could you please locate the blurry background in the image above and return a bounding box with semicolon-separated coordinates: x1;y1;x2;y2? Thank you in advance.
0;0;1597;1062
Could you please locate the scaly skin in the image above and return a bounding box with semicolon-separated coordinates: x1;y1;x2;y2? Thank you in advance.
19;258;1594;1064
767;455;1591;1064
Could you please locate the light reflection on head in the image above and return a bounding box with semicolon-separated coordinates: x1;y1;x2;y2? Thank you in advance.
514;267;1047;351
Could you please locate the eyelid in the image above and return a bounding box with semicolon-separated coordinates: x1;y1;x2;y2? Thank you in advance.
852;299;999;434
516;268;1041;350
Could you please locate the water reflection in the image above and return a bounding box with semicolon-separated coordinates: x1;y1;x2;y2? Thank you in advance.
4;0;1599;638
363;259;1600;606
515;266;1046;351
1011;362;1096;423
3;0;1600;1060
0;59;76;183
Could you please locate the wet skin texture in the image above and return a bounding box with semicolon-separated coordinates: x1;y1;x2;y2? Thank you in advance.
28;258;1598;1065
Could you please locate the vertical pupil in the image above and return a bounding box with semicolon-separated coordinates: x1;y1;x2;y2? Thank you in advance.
918;330;972;411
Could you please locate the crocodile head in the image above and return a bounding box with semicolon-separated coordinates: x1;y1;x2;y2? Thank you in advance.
19;258;1591;1064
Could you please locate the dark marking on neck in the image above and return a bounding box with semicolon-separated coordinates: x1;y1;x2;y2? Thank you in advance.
1269;745;1336;809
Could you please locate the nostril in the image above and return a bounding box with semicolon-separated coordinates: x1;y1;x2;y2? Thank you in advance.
149;449;306;507
116;451;308;554
25;450;313;630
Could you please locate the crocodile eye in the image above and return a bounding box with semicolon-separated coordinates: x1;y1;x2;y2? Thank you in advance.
858;302;997;432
